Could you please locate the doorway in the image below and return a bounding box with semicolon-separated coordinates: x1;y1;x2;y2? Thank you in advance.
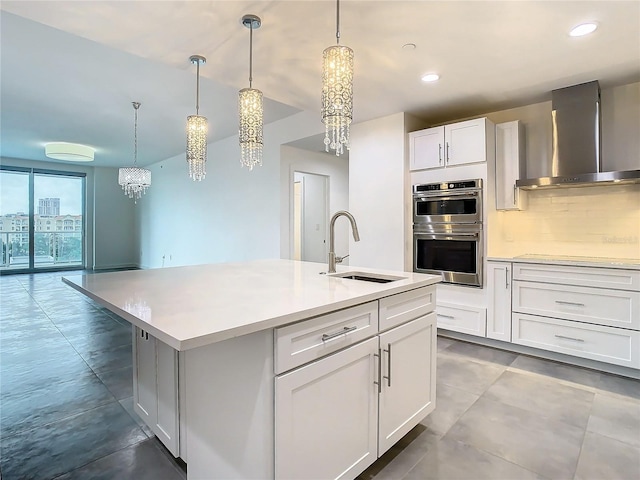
293;172;329;263
0;166;85;273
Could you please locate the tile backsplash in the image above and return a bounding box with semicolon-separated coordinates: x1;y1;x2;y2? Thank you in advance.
488;184;640;259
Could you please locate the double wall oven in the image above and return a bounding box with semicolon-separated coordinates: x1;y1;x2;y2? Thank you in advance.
413;179;483;287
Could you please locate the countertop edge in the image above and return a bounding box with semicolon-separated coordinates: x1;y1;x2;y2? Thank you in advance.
487;256;640;270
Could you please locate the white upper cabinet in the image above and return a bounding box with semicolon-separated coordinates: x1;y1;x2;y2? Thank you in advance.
495;120;527;210
409;118;492;171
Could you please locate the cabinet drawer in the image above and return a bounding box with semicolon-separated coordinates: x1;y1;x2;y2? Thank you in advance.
436;302;486;337
513;263;640;291
512;313;640;369
513;281;640;330
379;286;435;331
275;302;378;374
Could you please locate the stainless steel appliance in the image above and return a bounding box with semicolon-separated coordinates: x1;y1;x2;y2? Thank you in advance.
412;179;483;287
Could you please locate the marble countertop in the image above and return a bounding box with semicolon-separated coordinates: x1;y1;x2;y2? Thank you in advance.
487;254;640;270
62;259;441;351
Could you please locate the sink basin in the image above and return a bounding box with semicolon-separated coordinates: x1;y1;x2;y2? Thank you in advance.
330;271;405;283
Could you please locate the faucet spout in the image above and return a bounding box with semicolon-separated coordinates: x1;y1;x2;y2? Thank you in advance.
328;210;360;273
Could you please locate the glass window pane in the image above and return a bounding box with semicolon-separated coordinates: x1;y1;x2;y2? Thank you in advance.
0;170;30;270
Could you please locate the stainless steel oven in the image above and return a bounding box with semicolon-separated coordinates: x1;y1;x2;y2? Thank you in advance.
413;179;482;225
412;179;483;287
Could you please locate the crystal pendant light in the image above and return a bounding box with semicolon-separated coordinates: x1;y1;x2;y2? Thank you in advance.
187;55;207;181
239;14;264;171
322;0;353;156
118;102;151;203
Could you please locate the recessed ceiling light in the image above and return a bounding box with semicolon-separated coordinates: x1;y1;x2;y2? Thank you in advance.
421;73;440;83
402;43;416;50
45;142;95;162
569;23;597;37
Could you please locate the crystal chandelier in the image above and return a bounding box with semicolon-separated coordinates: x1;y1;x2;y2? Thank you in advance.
239;14;264;171
322;0;353;156
187;55;208;181
118;102;151;203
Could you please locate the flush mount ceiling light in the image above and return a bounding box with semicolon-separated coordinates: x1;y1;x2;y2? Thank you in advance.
187;54;208;181
421;73;440;83
322;0;353;157
569;22;598;37
45;142;95;162
239;14;264;171
118;102;151;203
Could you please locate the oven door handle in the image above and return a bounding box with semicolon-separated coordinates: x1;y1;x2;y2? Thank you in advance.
414;191;478;200
415;233;480;241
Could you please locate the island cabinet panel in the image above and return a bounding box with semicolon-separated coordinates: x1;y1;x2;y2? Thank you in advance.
378;313;436;454
133;327;180;457
487;261;512;341
275;337;379;480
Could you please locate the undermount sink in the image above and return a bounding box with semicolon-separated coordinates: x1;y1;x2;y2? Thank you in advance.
330;271;406;283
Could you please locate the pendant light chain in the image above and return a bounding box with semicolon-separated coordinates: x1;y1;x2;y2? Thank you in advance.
195;61;200;115
249;22;253;88
133;102;139;166
336;0;340;44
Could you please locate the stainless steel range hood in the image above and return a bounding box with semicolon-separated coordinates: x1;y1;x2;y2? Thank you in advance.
516;81;640;189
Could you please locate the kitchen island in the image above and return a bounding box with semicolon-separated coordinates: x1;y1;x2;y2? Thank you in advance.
63;259;441;480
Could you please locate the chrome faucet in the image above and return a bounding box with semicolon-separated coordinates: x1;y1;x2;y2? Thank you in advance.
328;210;360;273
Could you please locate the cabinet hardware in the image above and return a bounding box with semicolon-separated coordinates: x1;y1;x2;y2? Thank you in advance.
383;344;392;387
555;300;585;307
438;144;442;165
438;314;455;319
445;142;450;163
321;325;357;342
505;267;509;289
373;348;382;393
513;185;517;203
554;334;585;343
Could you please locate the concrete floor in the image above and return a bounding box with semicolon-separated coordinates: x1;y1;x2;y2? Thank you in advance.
1;269;639;479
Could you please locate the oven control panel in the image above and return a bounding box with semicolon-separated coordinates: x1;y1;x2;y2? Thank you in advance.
413;179;482;193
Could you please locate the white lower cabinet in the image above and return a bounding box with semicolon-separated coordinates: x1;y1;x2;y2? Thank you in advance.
487;261;512;341
437;302;487;337
378;314;436;453
275;337;379;480
133;327;180;457
275;287;437;480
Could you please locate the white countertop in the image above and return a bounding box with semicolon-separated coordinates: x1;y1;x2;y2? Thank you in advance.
487;254;640;270
63;259;440;351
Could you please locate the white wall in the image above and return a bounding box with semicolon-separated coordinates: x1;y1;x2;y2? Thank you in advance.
93;167;137;269
348;112;421;271
138;111;324;269
280;145;349;265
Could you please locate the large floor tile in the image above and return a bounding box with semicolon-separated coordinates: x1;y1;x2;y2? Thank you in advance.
357;425;439;480
445;396;585;479
79;342;133;374
436;336;455;351
0;340;81;372
509;355;602;388
404;436;545;480
574;431;640;480
57;437;186;480
596;372;640;400
420;383;479;436
0;401;147;480
68;327;132;357
587;392;640;447
437;353;506;395
97;366;134;400
483;370;594;428
1;372;115;436
444;340;519;366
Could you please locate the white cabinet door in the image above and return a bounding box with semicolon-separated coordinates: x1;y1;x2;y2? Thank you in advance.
275;337;379;480
133;326;180;457
495;121;526;210
487;262;512;341
445;118;487;167
409;126;444;170
378;313;436;454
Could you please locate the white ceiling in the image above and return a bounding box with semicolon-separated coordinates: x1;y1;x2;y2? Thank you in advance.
1;1;639;168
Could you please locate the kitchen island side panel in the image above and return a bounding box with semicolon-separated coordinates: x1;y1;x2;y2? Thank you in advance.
184;328;275;480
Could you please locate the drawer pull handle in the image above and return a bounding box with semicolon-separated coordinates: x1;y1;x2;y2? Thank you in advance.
322;325;357;342
438;314;455;319
555;334;585;343
383;344;392;387
374;348;382;393
555;301;585;307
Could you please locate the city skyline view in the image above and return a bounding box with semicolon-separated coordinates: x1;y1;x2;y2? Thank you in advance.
0;171;83;216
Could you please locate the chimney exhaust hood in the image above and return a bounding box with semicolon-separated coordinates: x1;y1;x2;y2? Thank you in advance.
516;81;640;189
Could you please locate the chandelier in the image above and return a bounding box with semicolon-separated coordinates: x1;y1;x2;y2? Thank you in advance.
322;0;353;156
187;55;207;181
239;14;264;171
118;102;151;203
